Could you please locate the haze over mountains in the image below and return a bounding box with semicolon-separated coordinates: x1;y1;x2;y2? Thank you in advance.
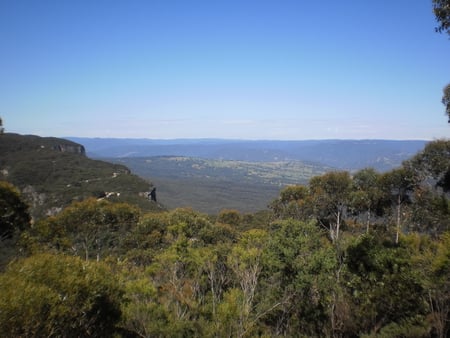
69;138;428;172
63;138;429;213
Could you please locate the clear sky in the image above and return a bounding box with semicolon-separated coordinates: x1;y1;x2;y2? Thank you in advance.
1;0;449;140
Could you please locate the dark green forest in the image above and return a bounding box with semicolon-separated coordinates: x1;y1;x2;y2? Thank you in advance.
1;139;449;337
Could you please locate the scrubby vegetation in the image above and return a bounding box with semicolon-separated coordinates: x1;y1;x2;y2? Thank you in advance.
0;139;449;337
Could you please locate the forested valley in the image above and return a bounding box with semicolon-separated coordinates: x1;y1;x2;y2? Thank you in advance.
1;139;449;338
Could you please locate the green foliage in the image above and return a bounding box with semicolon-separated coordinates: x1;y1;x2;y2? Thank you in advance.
23;198;140;260
408;139;450;191
433;0;450;35
345;234;427;335
309;171;353;241
428;232;450;338
3;136;450;337
217;209;242;227
120;268;173;337
410;187;450;234
0;181;30;239
262;219;337;337
270;185;311;220
361;317;429;338
166;207;213;243
351;168;384;232
443;83;450;123
0;181;31;269
0;253;124;337
122;212;170;266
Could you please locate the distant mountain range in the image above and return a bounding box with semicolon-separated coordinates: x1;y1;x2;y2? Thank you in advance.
68;138;428;172
1;135;431;216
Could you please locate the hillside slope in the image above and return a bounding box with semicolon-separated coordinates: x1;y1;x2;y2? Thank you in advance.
0;133;160;219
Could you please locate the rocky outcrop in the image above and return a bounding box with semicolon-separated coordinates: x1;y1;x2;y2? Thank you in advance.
52;143;86;155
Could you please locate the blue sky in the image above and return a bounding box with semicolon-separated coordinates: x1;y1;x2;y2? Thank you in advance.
1;0;449;140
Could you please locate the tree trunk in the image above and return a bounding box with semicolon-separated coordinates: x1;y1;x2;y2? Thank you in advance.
396;195;401;244
336;209;341;243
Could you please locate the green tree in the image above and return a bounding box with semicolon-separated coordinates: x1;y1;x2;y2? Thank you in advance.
309;171;353;242
433;0;450;34
0;181;31;269
443;84;450;123
120;265;174;337
53;198;140;260
269;185;311;220
345;235;427;335
408;139;450;192
432;0;450;123
122;212;169;266
0;117;4;134
422;232;450;338
166;207;212;243
20;215;72;255
147;239;205;334
227;229;269;337
380;168;417;243
0;181;30;240
262;219;339;337
217;209;242;227
410;186;450;235
0;253;124;337
351;168;383;234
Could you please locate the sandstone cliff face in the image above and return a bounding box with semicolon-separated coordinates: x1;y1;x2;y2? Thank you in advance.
52;143;86;155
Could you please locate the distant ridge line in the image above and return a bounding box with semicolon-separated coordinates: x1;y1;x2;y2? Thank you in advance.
67;137;428;172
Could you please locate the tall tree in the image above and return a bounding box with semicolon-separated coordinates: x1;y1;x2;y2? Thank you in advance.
262;220;338;337
432;0;450;122
309;171;352;243
408;139;450;192
442;83;450;123
351;168;383;234
227;229;269;337
380;168;417;244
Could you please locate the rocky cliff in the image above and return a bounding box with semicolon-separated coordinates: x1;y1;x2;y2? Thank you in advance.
0;133;161;219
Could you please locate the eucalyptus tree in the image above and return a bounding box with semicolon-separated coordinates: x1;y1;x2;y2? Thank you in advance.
408;139;450;192
380;168;417;243
432;0;450;122
309;171;353;243
433;0;450;35
25;198;141;260
443;84;450;123
262;219;338;337
269;185;311;221
351;168;383;233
